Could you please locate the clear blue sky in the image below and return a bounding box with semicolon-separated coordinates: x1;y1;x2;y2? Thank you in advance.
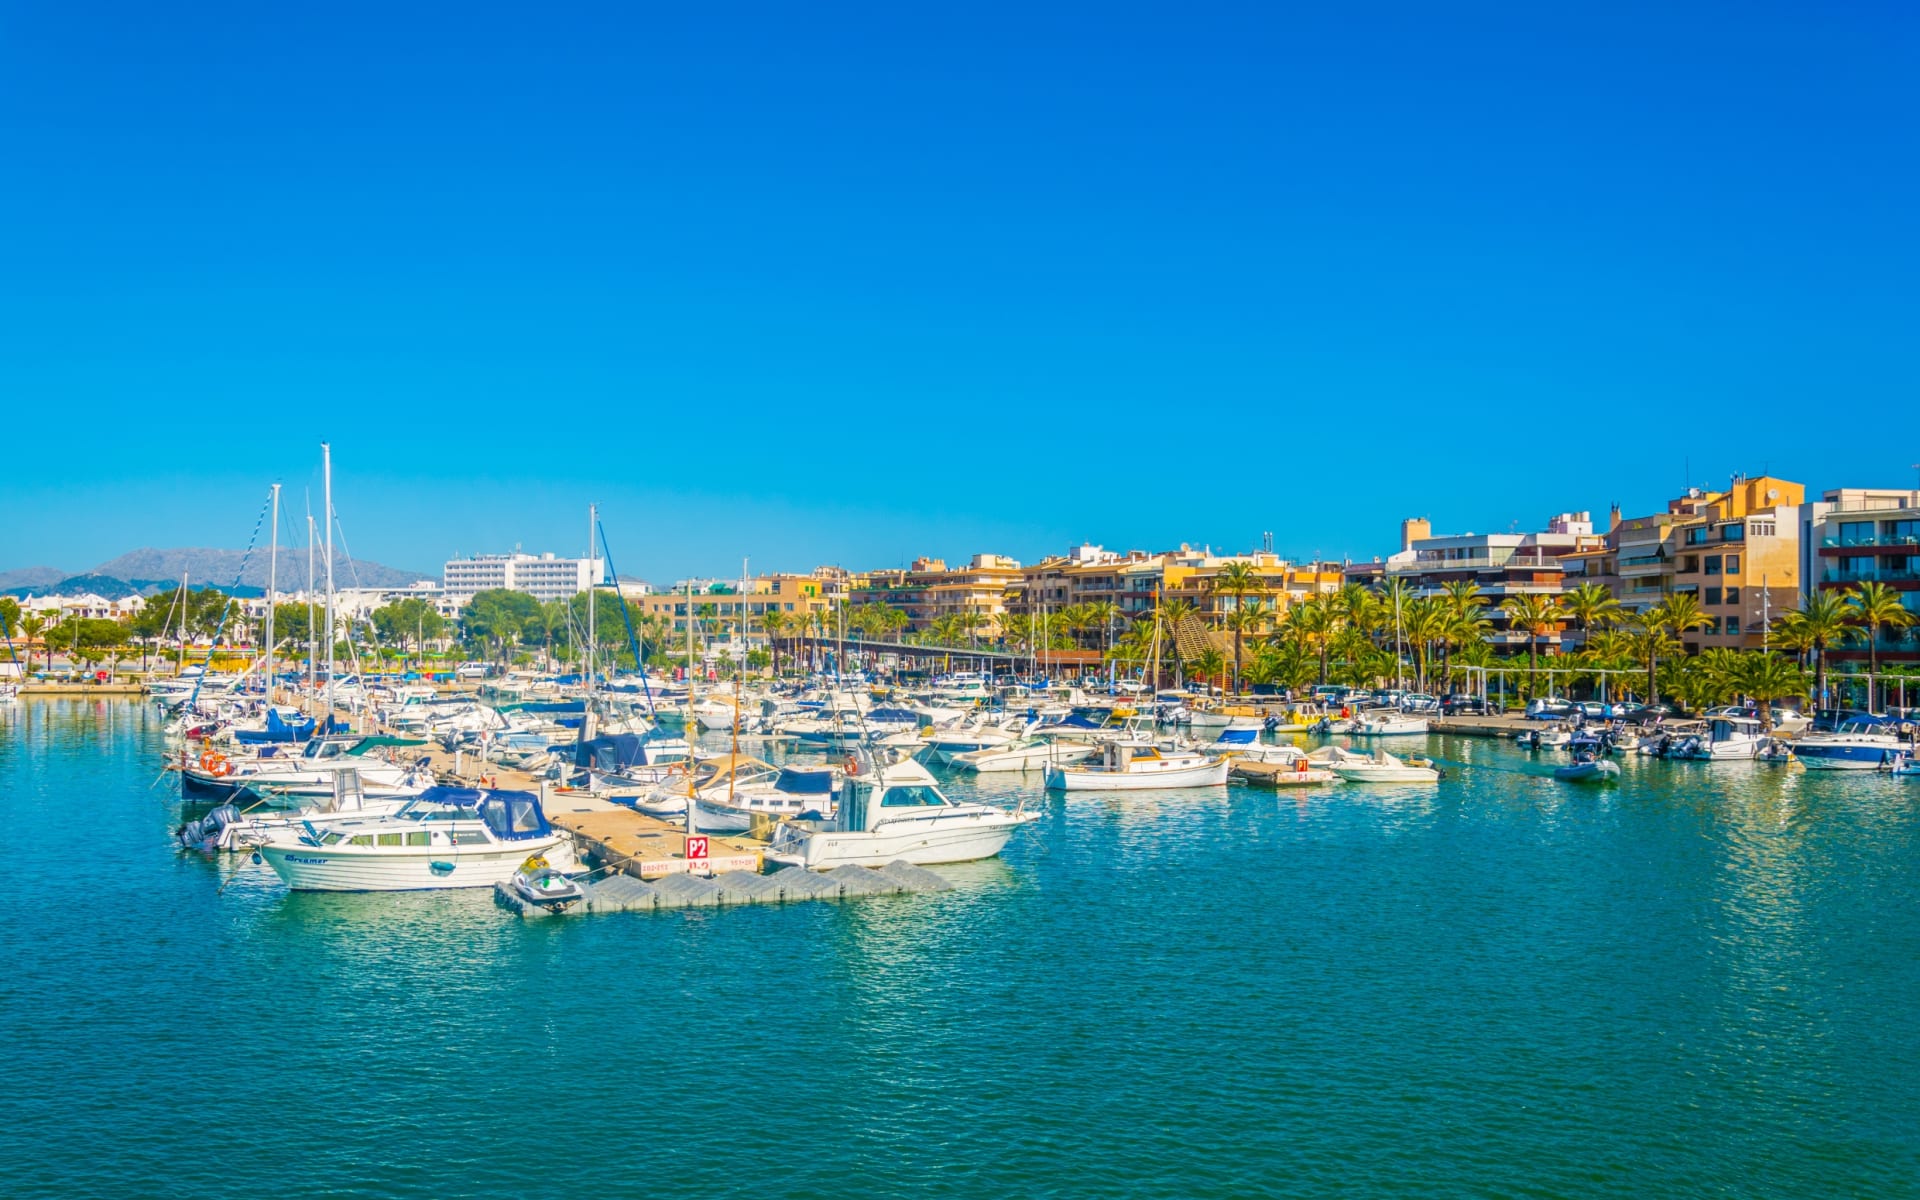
3;1;1915;580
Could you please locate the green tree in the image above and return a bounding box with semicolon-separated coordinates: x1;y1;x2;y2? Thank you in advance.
1187;645;1227;691
461;589;542;664
1223;600;1270;694
1500;594;1563;699
1844;580;1916;711
0;597;18;641
1561;583;1621;643
1773;591;1855;709
1627;594;1711;705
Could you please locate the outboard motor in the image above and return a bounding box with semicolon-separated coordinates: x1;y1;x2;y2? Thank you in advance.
1264;715;1280;734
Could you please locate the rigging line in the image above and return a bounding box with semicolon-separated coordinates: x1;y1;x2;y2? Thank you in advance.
596;520;655;717
186;491;274;714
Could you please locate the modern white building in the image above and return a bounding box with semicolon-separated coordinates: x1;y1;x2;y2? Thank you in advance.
442;553;605;603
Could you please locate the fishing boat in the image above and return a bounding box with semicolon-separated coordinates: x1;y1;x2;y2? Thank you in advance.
1042;742;1229;791
948;737;1097;773
255;788;573;891
764;757;1035;869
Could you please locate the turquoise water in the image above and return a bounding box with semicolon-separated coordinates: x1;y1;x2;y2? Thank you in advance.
4;699;1919;1198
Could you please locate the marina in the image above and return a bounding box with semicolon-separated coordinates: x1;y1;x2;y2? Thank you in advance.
7;691;1920;1198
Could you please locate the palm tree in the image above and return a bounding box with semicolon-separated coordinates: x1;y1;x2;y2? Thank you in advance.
1626;594;1711;704
761;610;789;677
1776;591;1856;710
1561;583;1620;646
1731;652;1809;732
1187;646;1227;693
1500;594;1562;699
1844;580;1916;712
20;615;47;675
1083;600;1123;655
1223;600;1272;693
1286;596;1337;685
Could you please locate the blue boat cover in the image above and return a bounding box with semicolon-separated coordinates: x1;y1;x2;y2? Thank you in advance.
1214;727;1259;745
478;791;551;841
776;768;836;795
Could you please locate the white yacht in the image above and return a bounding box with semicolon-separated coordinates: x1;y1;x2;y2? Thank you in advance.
764;757;1034;869
1042;742;1229;791
256;788;574;891
1787;717;1910;770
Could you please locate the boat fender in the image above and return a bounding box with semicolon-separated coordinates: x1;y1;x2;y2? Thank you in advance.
845;756;860;776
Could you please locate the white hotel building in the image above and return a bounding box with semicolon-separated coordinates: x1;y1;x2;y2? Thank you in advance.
442;553;605;603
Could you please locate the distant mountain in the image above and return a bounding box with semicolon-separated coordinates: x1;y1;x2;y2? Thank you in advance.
0;566;65;592
0;548;431;599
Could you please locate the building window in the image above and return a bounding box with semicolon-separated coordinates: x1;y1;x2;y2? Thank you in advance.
1838;521;1876;547
1749;520;1776;537
1725;555;1740;574
1722;523;1744;541
1725;616;1740;636
1705;586;1722;605
1686;528;1709;546
1725;587;1741;605
1889;520;1920;546
1705;555;1722;576
1703;617;1720;635
1680;556;1699;573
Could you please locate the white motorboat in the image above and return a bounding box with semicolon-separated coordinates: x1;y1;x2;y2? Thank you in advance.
1043;742;1229;791
949;737;1098;774
1325;749;1441;784
1673;716;1767;761
1353;713;1429;736
256;788;574;891
764;757;1035;869
178;735;427;803
1788;717;1911;770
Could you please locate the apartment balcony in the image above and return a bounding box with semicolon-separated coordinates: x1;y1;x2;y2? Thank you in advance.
1820;534;1920;551
1821;566;1920;585
1387;555;1567;575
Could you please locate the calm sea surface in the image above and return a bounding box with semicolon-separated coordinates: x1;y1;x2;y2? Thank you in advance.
4;698;1918;1198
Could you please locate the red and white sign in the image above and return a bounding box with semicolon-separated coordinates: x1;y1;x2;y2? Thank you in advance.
685;835;710;861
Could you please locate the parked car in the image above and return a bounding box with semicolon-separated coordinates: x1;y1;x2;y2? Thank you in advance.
1574;701;1614;719
1526;697;1575;719
1440;694;1488;716
1811;708;1875;733
1400;693;1440;712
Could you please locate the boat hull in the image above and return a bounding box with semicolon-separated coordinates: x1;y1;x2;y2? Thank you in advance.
1791;739;1905;769
1043;758;1230;791
258;834;568;891
768;813;1036;869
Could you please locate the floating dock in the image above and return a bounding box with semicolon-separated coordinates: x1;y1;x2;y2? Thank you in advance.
494;860;954;918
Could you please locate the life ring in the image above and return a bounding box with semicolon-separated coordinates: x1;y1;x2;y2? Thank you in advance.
201;751;233;778
844;755;860;776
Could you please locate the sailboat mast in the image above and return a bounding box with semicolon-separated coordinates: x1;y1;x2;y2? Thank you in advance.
305;510;316;689
323;443;335;723
266;483;280;701
586;502;596;689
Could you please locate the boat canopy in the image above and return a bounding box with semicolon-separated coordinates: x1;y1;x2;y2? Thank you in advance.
775;767;836;795
866;707;923;724
479;791;551;841
1213;727;1260;746
574;733;686;770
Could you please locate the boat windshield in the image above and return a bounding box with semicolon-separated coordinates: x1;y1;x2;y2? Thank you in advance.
879;785;947;808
